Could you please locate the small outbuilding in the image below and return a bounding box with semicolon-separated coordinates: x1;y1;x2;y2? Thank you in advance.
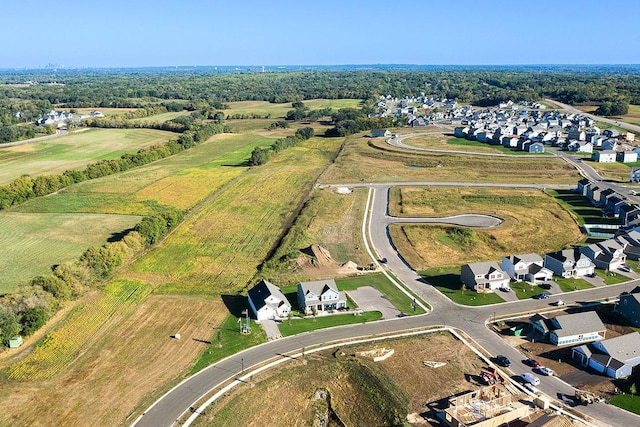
9;336;23;348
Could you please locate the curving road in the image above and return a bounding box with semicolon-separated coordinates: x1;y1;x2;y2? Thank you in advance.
135;184;640;427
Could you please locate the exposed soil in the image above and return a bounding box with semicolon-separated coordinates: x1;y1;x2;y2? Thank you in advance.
296;244;365;277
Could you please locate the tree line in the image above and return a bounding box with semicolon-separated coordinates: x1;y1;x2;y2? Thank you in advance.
249;127;315;166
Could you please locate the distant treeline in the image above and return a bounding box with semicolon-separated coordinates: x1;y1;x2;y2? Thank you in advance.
2;68;640;108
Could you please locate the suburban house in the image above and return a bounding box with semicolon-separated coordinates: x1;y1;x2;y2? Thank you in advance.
530;311;606;346
614;287;640;327
617;151;638;163
500;253;552;282
524;141;545;153
371;129;391;137
593;150;617;163
544;248;595;278
247;279;291;322
579;239;626;270
618;231;640;260
572;332;640;378
297;279;347;314
460;261;509;292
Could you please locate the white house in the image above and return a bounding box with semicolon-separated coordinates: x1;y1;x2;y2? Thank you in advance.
617;151;638;163
580;239;626;271
530;311;606;346
501;253;552;282
247;280;291;322
593;150;616;163
297;279;347;314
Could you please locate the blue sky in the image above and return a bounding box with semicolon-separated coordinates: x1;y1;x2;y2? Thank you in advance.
2;0;639;68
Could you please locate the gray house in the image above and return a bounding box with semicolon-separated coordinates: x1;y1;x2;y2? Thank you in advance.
573;332;640;378
614;288;640;327
580;239;626;271
460;261;509;292
530;311;606;346
297;279;346;314
544;248;595;278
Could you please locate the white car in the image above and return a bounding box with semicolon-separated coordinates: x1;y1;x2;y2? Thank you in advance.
524;383;539;394
521;372;540;385
554;300;565;306
500;286;512;292
538;366;554;376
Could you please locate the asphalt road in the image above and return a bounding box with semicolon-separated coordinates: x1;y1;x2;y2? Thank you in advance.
135;183;640;427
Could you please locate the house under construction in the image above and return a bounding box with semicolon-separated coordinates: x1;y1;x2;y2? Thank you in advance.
442;384;530;427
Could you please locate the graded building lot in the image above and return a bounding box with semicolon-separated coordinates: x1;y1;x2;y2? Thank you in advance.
406;133;507;154
192;332;487;427
319;133;581;184
0;128;177;184
0;293;228;427
387;187;583;271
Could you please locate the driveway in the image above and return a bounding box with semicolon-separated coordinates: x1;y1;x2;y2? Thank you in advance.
347;286;403;319
260;319;282;340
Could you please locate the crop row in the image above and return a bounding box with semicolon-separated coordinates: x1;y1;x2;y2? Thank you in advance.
8;279;152;381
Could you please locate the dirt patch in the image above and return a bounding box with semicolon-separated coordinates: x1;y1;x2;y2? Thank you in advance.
0;294;228;426
296;244;362;277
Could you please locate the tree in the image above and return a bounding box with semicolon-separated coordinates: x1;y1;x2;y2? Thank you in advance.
0;306;20;344
295;127;314;140
21;306;49;336
249;147;269;166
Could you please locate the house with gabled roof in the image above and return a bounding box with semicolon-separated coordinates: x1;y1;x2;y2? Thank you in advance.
460;261;509;292
593;150;616;163
614;287;640;327
501;253;552;282
297;279;346;314
544;248;595;278
580;239;626;270
530;311;606;346
248;279;291;322
573;332;640;378
371;129;391;138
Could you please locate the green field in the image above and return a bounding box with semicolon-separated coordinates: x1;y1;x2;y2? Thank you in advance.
223;99;362;118
130;111;190;124
13;133;270;215
0;128;176;185
0;212;141;293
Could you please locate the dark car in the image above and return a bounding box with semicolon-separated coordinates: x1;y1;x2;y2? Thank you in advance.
539;283;552;290
524;358;541;368
496;355;511;367
533;293;549;299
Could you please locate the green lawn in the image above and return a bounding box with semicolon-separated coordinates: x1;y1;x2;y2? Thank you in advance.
511;282;546;300
223;99;362;118
609;392;640;415
0;212;142;293
0;128;176;185
130;111;189;124
594;269;629;285
420;267;504;306
189;311;267;375
552;276;594;292
278;311;382;337
335;274;426;315
547;189;620;225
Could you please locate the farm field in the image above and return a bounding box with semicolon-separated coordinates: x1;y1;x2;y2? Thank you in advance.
222;99;361;118
73;107;138;116
320;132;580;184
0;128;176;185
130;110;190;124
13;133;269;215
0;212;141;293
387;187;583;270
127;136;344;294
0;289;228;427
191;331;485;427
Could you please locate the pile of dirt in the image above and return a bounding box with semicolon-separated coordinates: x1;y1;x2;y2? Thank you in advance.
297;244;360;276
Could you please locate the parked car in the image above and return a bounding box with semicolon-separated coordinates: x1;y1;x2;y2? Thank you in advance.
521;372;540;386
500;286;512;292
533;293;549;299
620;266;631;273
553;300;565;306
496;355;511;367
524;358;541;368
524;383;539;394
539;283;552;290
538;366;555;376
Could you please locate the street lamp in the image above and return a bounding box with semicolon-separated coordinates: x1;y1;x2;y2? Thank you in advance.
241;358;244;374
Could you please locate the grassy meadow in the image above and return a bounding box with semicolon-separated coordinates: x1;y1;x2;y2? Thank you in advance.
320;133;580;184
130;110;190;124
0;128;176;185
222;99;361;118
0;212;141;293
127;136;344;294
387;187;583;270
